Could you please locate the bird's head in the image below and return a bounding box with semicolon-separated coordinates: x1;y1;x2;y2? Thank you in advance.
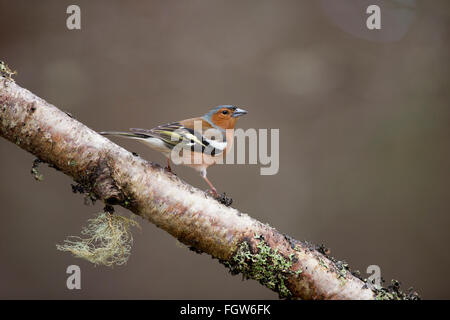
203;105;248;130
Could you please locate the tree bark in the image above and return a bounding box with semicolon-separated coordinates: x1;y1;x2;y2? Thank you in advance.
0;76;384;299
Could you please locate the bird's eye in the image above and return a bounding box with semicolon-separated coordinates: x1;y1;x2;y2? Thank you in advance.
222;110;229;115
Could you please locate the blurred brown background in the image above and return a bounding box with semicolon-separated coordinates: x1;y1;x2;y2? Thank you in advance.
0;0;449;299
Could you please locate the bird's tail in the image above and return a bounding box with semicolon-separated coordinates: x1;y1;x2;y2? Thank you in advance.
99;131;150;139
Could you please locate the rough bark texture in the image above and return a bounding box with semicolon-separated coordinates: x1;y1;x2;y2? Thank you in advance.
0;76;380;299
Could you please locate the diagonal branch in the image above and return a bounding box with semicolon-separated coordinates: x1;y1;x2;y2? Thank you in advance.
0;75;416;300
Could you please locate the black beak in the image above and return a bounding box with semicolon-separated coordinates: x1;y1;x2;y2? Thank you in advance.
232;107;248;118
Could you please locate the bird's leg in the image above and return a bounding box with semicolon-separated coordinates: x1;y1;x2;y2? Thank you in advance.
165;159;172;173
202;174;232;206
201;170;217;196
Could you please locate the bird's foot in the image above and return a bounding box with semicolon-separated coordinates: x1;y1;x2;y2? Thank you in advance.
205;188;217;197
165;159;174;174
164;166;176;175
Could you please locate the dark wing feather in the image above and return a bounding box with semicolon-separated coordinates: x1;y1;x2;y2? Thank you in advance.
130;123;206;151
131;121;225;156
131;123;185;147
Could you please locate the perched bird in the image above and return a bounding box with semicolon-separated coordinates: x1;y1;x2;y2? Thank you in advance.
100;105;247;195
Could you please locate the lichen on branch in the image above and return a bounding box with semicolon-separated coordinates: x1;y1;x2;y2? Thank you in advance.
56;212;141;266
0;60;17;81
223;233;301;298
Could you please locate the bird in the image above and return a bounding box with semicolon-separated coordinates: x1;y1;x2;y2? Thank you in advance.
99;105;248;196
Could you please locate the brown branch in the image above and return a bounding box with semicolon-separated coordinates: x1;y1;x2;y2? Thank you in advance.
0;76;415;300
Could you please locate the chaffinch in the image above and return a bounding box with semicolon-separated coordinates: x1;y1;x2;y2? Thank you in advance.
100;105;248;196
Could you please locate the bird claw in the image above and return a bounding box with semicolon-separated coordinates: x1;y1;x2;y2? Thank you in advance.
205;189;217;197
164;166;176;175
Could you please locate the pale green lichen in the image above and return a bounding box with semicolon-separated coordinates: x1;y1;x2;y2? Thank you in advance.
31;167;44;181
31;159;44;181
56;212;140;267
223;233;299;298
318;257;329;269
0;60;17;81
122;196;133;208
374;280;420;300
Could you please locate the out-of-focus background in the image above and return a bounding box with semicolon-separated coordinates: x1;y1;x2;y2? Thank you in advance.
0;0;449;299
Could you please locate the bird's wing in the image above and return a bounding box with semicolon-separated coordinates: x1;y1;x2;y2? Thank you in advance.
130;119;226;156
130;122;191;148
